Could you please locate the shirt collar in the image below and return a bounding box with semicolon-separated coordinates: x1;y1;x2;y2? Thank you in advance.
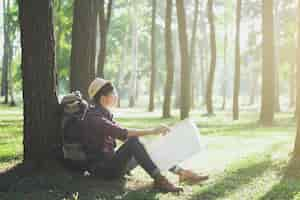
93;103;113;120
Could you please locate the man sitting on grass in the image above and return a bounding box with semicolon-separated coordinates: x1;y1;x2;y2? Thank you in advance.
79;78;208;193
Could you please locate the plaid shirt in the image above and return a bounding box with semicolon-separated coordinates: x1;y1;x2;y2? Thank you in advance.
81;104;128;160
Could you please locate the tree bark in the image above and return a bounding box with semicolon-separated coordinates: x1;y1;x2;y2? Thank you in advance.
199;6;207;106
1;0;9;104
97;0;112;78
222;23;228;111
233;0;241;120
129;0;138;107
289;63;296;109
260;0;275;126
70;0;98;99
249;67;259;105
148;0;156;112
176;0;191;120
163;0;174;118
206;0;216;115
18;0;60;166
190;0;199;109
274;0;281;112
8;31;15;106
293;0;300;157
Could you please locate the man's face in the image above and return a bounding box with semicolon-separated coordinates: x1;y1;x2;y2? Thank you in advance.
101;89;118;108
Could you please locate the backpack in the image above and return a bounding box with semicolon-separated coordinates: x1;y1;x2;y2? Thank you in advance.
60;91;89;162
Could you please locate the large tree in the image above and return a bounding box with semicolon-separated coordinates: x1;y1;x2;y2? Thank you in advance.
260;0;275;125
162;0;174;118
233;0;241;120
18;0;60;166
148;0;156;112
206;0;216;115
97;0;112;78
176;0;191;120
70;0;98;99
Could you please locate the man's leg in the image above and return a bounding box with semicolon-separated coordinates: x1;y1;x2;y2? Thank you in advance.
126;159;208;184
103;137;183;192
107;137;161;179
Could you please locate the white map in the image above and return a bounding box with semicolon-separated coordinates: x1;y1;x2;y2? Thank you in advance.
140;118;205;171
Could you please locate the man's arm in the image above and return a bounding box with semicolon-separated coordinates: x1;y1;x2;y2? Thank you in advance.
127;125;171;137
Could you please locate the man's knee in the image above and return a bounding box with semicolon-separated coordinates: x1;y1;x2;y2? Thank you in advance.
127;136;140;144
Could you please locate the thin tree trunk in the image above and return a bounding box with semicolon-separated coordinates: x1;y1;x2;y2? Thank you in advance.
8;35;15;106
222;29;228;111
129;1;138;108
222;5;228;111
274;0;281;112
174;31;181;109
176;0;191;120
1;0;9;104
199;7;207;106
18;0;60;166
70;0;98;99
233;0;241;120
163;0;174;118
289;63;296;109
206;0;216;115
260;0;275;125
249;67;259;105
190;0;199;109
97;0;112;78
148;0;156;112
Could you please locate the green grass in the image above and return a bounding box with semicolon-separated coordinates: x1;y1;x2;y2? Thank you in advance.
0;104;300;199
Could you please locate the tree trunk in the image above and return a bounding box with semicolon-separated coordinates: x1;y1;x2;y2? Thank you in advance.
293;0;300;157
8;33;15;106
206;0;216;115
174;31;181;109
148;0;156;112
163;0;174;118
249;68;259;105
190;0;199;109
222;25;228;111
176;0;191;120
70;0;98;99
274;0;281;112
97;0;112;78
18;0;60;166
129;1;138;108
260;0;275;126
233;0;241;120
199;7;207;107
289;63;296;109
1;0;9;104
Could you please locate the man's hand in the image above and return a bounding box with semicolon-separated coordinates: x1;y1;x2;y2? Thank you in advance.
152;124;171;136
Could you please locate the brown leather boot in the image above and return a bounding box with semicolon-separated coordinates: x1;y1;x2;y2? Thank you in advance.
153;175;183;193
178;169;209;185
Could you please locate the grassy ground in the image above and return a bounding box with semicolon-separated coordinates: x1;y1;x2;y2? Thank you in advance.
0;104;300;200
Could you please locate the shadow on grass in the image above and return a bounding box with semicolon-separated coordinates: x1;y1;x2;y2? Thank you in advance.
0;161;161;200
197;121;259;135
188;157;273;200
258;157;300;200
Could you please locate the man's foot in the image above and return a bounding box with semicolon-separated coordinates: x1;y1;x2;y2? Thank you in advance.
154;175;183;193
178;169;209;184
